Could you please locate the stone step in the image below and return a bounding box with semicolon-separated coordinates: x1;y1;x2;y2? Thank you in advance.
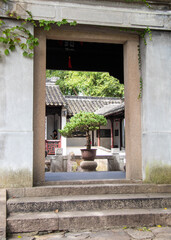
7;184;171;199
7;193;171;214
7;208;171;233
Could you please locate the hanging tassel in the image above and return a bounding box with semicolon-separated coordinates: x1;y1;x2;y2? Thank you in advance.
68;56;72;69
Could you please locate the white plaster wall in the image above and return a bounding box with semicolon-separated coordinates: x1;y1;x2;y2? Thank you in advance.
0;20;33;187
67;137;87;147
61;114;67;155
141;31;171;179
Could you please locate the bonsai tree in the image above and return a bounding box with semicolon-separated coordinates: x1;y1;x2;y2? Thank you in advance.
59;111;107;149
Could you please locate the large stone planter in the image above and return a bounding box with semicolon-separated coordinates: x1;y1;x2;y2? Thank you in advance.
81;149;97;160
80;149;97;171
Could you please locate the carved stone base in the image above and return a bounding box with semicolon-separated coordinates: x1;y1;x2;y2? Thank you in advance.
80;160;97;172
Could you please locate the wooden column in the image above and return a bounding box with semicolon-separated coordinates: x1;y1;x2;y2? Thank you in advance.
98;129;100;146
120;118;122;150
110;118;114;148
92;131;94;146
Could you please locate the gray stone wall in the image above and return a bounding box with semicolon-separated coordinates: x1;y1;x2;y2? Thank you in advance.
0;20;34;187
141;30;171;179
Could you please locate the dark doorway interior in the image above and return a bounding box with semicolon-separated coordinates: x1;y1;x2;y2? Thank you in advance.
46;40;124;84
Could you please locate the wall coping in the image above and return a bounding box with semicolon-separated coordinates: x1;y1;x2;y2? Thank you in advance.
0;0;171;31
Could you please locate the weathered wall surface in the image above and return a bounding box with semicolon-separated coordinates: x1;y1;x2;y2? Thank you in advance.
141;30;171;179
1;0;171;31
0;20;33;187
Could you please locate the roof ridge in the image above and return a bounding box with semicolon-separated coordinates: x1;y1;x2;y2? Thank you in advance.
65;95;121;100
46;84;59;87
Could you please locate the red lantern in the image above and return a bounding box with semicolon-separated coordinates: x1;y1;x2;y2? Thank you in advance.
68;56;72;69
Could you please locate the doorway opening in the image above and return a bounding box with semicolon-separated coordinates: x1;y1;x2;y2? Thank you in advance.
45;39;126;181
33;25;142;186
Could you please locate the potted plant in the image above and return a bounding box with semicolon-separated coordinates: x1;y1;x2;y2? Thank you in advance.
59;111;107;161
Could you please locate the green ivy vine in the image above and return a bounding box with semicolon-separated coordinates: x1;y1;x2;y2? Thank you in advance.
0;0;152;97
0;0;76;58
121;26;152;98
138;27;152;98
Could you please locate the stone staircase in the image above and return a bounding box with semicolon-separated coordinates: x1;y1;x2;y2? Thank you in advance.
6;183;171;235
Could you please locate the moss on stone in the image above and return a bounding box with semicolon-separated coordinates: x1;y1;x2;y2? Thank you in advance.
0;168;32;188
144;163;171;184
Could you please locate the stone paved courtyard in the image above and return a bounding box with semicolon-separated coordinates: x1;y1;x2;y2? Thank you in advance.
8;226;171;240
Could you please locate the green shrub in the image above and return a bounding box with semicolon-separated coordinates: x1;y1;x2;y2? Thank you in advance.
59;111;107;149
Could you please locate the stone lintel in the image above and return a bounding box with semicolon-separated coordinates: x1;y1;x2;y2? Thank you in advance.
0;0;171;31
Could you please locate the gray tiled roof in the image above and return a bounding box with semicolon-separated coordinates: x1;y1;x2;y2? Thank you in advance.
95;102;125;116
46;85;67;106
46;85;122;115
65;96;122;116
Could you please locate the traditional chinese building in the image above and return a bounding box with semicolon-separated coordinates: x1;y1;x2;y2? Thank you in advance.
45;83;124;155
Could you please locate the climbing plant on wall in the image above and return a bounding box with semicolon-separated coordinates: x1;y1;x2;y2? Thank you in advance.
0;0;76;58
0;0;153;97
0;0;151;59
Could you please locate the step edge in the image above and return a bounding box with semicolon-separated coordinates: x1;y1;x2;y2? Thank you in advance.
7;208;171;220
7;184;171;199
7;193;171;204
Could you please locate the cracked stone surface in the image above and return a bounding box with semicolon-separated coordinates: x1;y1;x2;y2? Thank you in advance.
7;227;171;240
150;226;171;234
65;232;90;239
89;229;130;240
125;228;154;239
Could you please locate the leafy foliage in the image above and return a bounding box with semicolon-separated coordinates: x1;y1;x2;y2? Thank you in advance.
46;70;124;98
0;1;76;58
59;112;107;149
1;0;151;97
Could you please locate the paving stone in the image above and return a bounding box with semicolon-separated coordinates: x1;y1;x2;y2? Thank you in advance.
7;227;171;240
89;230;130;240
153;237;171;240
125;228;154;239
65;231;91;239
150;226;171;234
155;233;171;238
7;237;35;240
32;232;65;239
111;228;132;239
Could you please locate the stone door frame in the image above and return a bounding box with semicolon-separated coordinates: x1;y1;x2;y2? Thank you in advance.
33;25;142;186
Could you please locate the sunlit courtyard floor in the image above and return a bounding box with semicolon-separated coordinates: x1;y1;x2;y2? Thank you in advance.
45;171;126;181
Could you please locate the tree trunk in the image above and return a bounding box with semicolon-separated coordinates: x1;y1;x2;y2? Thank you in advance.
86;131;91;149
